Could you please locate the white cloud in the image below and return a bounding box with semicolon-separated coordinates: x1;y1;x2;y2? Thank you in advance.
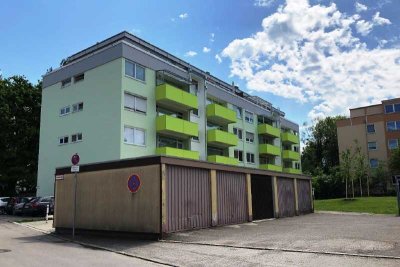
184;51;197;57
221;0;400;120
254;0;276;7
210;33;215;43
203;47;211;53
179;13;188;19
355;2;367;12
215;54;222;64
372;12;391;25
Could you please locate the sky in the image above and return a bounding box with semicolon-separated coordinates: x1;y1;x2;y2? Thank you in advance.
1;0;399;126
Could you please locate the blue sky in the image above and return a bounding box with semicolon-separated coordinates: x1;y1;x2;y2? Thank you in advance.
1;0;399;125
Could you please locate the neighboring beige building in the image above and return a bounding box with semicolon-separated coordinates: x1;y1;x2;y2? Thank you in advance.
337;98;400;168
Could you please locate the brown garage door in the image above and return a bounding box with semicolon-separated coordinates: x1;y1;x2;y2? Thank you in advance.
166;165;211;233
217;171;247;225
297;179;312;214
277;177;296;217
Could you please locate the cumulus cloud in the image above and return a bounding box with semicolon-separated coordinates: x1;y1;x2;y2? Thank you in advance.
203;47;211;53
215;54;222;64
372;11;391;25
184;50;197;57
221;0;400;120
179;13;188;19
254;0;276;7
355;11;391;36
355;2;367;12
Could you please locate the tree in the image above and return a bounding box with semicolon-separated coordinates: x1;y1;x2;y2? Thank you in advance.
389;148;400;175
0;76;41;196
353;140;369;197
340;148;352;199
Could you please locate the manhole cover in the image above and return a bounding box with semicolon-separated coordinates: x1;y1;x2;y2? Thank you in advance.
0;249;11;253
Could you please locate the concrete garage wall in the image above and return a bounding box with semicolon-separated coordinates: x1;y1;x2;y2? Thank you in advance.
54;164;160;234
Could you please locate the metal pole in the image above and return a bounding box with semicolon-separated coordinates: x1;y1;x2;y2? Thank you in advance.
397;181;400;217
72;172;77;239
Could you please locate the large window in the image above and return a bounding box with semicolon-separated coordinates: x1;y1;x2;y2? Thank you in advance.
245;111;254;124
158;136;183;149
367;141;377;150
245;132;254;143
246;152;255;164
366;124;375;134
385;103;400;114
370;159;378;168
234;149;243;162
124;127;145;145
124;93;147;114
125;60;145;82
233;127;243;140
232;105;242;119
387;121;400;132
388;139;399;150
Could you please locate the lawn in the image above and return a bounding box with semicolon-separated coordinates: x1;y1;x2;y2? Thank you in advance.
314;196;398;215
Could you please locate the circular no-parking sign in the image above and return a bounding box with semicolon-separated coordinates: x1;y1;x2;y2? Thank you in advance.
71;153;80;165
127;174;141;193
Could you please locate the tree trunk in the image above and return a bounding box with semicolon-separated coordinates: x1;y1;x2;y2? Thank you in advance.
359;176;363;197
345;177;348;199
352;178;355;199
367;175;370;197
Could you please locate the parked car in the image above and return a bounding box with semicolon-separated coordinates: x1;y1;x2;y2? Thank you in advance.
0;197;10;214
23;196;54;216
5;197;32;215
13;197;35;215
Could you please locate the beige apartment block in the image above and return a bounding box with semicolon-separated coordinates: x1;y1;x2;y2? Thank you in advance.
337;98;400;168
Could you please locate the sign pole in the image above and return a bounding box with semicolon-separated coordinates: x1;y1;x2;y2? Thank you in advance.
72;171;77;239
397;180;400;217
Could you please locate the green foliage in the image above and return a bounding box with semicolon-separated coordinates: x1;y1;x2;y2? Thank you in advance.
312;166;344;199
314;197;397;215
389;148;400;174
0;76;41;196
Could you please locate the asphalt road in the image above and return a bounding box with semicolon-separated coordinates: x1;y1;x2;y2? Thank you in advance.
0;216;160;267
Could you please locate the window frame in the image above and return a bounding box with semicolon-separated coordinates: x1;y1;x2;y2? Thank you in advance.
388;139;399;150
369;158;379;168
61;78;71;88
123;126;146;146
245;111;254;124
367;141;377;150
246;152;255;164
234;149;243;162
366;123;375;134
73;73;85;83
245;131;254;143
58;135;69;145
125;60;146;82
71;133;83;143
124;92;147;114
59;105;71;116
72;102;84;113
233;127;243;140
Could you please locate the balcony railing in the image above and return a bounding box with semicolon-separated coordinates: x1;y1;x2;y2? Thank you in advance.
156;147;199;160
156;115;198;138
281;132;299;144
259;144;281;156
207;129;238;148
207;155;238;165
156;83;197;111
282;150;300;161
257;124;280;138
259;164;282;172
206;103;237;125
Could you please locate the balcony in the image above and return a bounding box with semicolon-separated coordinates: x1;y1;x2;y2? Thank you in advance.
156;115;198;138
282;150;300;161
206;104;237;125
281;132;299;144
259;144;281;156
259;164;282;172
207;129;238;148
156;83;198;111
156;147;199;160
283;168;301;174
207;155;238;165
257;124;280;138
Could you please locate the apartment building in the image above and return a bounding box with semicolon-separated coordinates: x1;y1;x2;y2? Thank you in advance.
337;98;400;168
37;31;301;196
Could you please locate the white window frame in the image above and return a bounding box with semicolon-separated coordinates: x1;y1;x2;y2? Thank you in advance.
124;92;147;114
245;111;254;124
245;131;254;143
123;126;146;146
71;133;83;143
246;152;255;164
234;149;243;162
72;102;84;113
59;105;71;116
125;60;146;82
233;127;243;140
58;135;69;145
388;139;399;150
367;141;377;150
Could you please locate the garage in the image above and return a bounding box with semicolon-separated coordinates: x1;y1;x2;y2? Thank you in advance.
277;177;296;217
251;174;274;220
297;179;313;214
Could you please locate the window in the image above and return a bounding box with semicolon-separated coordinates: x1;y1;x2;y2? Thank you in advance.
366;124;375;133
191;109;199;116
234;149;243;162
72;102;84;113
59;136;69;145
387;121;400;131
124;93;147;114
124;127;145;145
294;146;299;152
245;132;254;143
370;159;378;168
191;136;199;142
385;103;400;114
245;111;254;123
367;141;377;150
74;73;84;83
59;106;71;116
61;78;71;87
233;127;243;140
246;152;255;164
295;162;301;169
125;60;145;82
158;136;183;149
233;105;242;119
71;133;82;143
388;139;399;150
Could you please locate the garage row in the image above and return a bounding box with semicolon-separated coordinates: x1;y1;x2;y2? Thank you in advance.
54;156;313;237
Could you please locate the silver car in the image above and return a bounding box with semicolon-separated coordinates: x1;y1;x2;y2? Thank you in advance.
0;197;10;214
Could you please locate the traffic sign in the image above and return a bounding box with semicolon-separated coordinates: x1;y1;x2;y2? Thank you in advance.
71;165;80;173
127;174;141;193
71;153;80;165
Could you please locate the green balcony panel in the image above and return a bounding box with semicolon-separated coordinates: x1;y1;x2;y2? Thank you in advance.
207;129;238;148
281;132;299;144
156;83;198;111
156;115;198;138
207;155;238;165
156;147;199;160
282;150;300;161
259;164;282;172
257;124;280;138
259;144;281;156
206;104;237;125
283;168;302;174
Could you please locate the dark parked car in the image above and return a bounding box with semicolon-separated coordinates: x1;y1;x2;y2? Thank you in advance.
5;197;32;215
13;197;35;215
23;196;54;216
